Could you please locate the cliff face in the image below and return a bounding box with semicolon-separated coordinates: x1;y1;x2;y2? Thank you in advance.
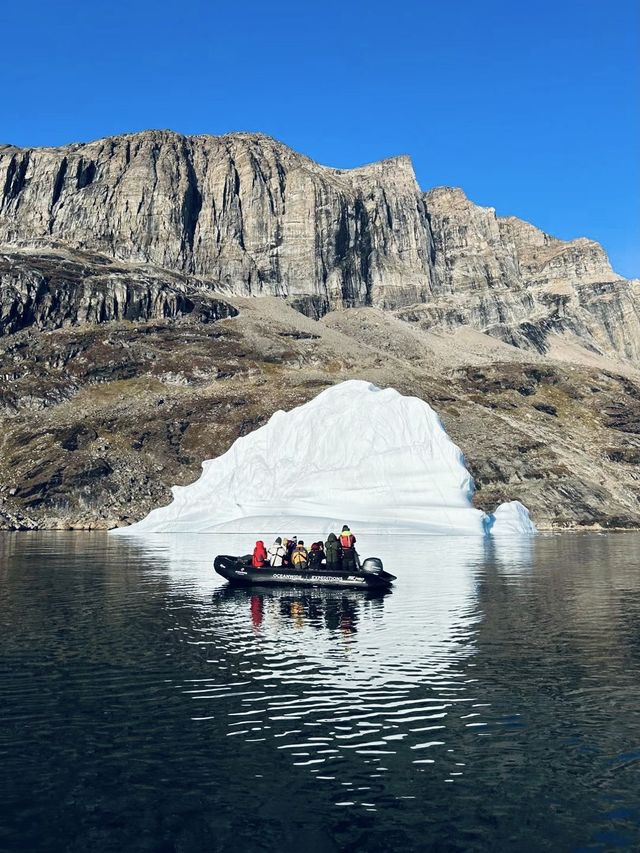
1;130;636;362
0;132;436;313
417;187;640;359
0;248;238;335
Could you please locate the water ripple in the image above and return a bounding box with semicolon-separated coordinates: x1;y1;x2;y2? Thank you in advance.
2;531;640;851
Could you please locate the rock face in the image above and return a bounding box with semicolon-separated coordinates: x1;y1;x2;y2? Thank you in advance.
0;248;238;335
0;132;436;314
419;187;640;360
1;130;637;361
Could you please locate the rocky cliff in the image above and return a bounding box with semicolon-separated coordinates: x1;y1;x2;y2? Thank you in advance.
1;130;637;361
0;132;436;315
418;187;640;360
0;248;238;336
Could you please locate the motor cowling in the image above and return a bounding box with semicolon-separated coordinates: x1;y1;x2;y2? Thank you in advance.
361;557;384;575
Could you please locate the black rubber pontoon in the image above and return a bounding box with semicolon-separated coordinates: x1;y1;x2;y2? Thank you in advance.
214;555;396;590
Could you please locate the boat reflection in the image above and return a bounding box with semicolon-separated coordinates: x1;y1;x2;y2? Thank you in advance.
213;584;389;635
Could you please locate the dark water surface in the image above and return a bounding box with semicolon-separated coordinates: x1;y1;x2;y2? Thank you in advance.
1;532;640;852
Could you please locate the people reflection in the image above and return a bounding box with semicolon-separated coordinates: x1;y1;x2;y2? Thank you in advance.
233;587;387;637
339;598;358;636
250;594;264;628
322;596;359;635
290;600;305;628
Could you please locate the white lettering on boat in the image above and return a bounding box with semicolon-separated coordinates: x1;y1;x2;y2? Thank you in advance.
270;573;365;583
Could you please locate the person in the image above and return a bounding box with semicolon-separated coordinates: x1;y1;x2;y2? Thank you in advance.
286;536;298;564
291;540;308;570
325;532;341;570
339;525;357;571
251;540;268;568
268;537;286;567
281;538;290;566
307;541;324;570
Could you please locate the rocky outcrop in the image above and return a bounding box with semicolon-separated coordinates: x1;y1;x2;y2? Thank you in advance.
0;248;238;335
0;132;436;312
419;187;640;359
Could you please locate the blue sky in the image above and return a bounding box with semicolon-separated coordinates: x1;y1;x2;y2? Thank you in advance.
2;0;638;276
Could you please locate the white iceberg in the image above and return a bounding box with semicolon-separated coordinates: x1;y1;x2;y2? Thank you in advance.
112;380;535;536
486;500;537;536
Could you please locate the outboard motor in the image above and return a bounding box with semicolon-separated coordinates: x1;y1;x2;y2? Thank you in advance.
361;557;384;575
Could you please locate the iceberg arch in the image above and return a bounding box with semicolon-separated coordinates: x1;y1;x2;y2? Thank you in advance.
112;380;536;536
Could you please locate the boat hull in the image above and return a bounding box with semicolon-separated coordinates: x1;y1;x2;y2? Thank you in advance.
214;555;396;590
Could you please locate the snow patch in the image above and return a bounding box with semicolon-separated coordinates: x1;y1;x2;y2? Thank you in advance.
112;380;536;536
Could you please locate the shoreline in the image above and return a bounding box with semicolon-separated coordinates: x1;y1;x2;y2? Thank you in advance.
2;522;640;534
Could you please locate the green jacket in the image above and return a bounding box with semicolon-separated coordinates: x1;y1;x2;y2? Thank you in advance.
325;533;341;561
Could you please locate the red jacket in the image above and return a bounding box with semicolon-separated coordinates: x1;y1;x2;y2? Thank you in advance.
252;541;268;567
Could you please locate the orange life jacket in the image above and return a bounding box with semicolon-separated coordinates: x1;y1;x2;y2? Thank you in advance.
339;533;354;549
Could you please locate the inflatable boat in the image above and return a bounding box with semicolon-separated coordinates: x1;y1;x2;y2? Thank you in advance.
213;555;396;590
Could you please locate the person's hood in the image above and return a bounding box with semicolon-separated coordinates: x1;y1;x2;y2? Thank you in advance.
327;533;337;542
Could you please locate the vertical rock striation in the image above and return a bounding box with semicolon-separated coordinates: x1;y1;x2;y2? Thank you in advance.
418;187;640;358
0;132;436;312
0;130;637;361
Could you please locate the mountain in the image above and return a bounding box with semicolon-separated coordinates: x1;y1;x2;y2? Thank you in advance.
0;131;434;318
2;130;638;355
1;130;639;531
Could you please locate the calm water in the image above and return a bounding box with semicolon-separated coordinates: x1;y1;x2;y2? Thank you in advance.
1;531;640;852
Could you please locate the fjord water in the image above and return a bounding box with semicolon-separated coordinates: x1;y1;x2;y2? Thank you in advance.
1;533;639;852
